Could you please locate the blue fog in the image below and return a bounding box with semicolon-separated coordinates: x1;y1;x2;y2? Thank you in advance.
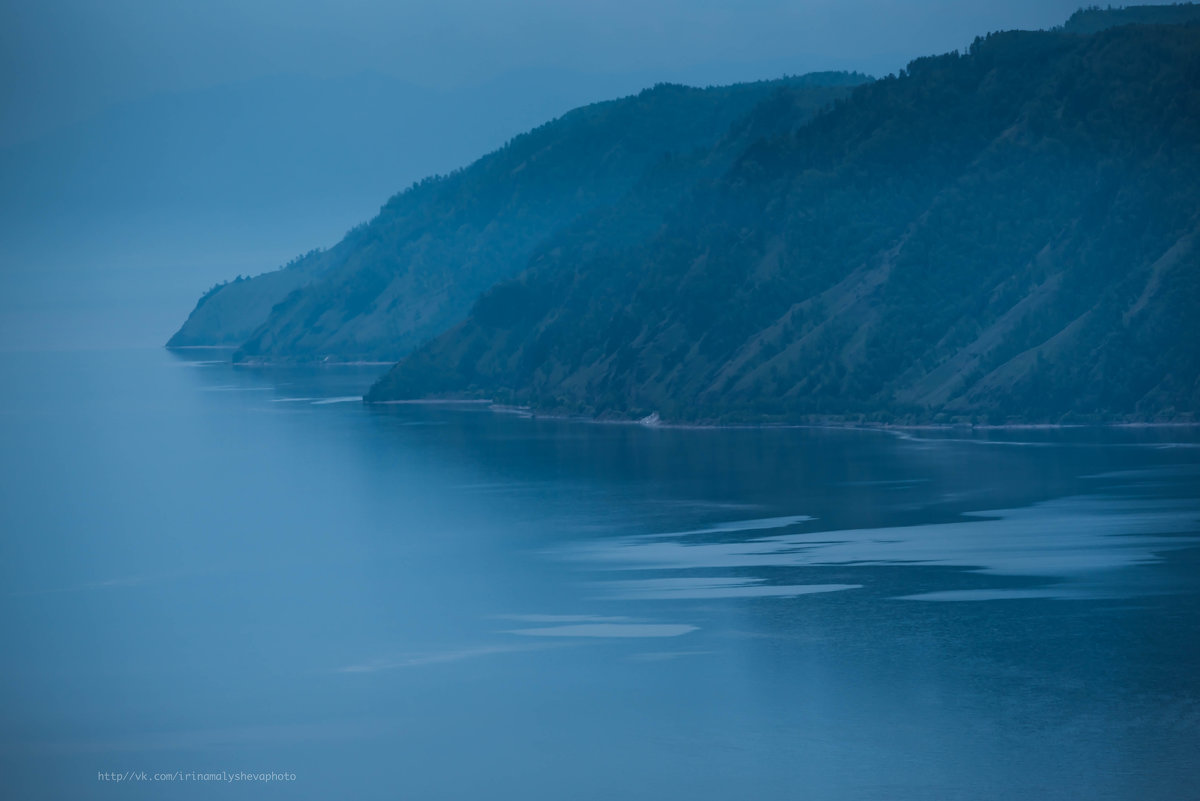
0;0;1143;351
1;2;1196;798
1;350;1198;799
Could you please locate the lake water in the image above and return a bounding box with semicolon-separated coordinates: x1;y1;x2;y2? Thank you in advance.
2;348;1198;800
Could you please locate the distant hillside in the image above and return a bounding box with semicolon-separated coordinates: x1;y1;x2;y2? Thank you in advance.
1;70;674;350
168;73;866;360
369;20;1200;424
167;250;343;348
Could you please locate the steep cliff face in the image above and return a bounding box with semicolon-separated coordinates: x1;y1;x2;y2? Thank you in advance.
370;22;1200;423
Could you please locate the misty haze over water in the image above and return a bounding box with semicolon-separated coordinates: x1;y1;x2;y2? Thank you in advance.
0;0;1105;352
2;1;1199;798
1;351;1199;799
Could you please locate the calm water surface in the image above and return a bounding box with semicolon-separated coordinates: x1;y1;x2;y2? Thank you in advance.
1;349;1198;800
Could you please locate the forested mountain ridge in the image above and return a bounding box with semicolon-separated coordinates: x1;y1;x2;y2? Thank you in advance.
167;247;348;347
367;19;1200;423
168;74;866;358
1061;2;1200;33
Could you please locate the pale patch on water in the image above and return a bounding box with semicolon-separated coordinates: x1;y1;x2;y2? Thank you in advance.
652;500;768;511
891;429;1200;451
507;623;698;638
12;575;160;595
311;396;361;405
627;650;717;662
25;719;400;755
891;432;1057;447
491;614;635;624
1083;465;1200;480
451;482;547;493
337;644;549;673
199;385;273;392
834;478;931;487
595;576;861;600
897;588;1098;602
270;397;319;403
639;514;814;540
566;498;1200;584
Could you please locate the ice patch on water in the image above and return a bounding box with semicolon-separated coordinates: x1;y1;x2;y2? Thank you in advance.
596;576;860;600
640;515;814;540
835;478;931;487
896;588;1096;602
200;385;273;392
492;614;634;624
452;482;546;492
507;623;697;638
1083;466;1200;480
653;499;767;512
567;497;1200;582
885;430;1054;447
337;644;549;673
627;650;717;662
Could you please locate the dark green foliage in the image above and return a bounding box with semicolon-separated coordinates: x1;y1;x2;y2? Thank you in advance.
1061;3;1200;34
211;73;865;363
167;248;340;347
370;20;1200;424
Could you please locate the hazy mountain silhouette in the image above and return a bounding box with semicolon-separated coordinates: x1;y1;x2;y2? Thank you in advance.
168;74;865;353
369;9;1200;423
0;68;684;349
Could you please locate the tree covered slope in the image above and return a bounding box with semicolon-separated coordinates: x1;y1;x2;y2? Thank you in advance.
166;248;344;347
1061;2;1200;33
167;73;865;359
368;20;1200;423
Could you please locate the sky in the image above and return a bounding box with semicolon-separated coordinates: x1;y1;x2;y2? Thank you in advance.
0;0;1140;146
0;0;1162;351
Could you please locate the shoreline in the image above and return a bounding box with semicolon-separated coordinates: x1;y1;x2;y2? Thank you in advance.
366;398;1200;433
165;346;396;368
169;349;1197;433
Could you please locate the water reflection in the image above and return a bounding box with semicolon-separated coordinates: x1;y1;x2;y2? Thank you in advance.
0;349;1195;800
